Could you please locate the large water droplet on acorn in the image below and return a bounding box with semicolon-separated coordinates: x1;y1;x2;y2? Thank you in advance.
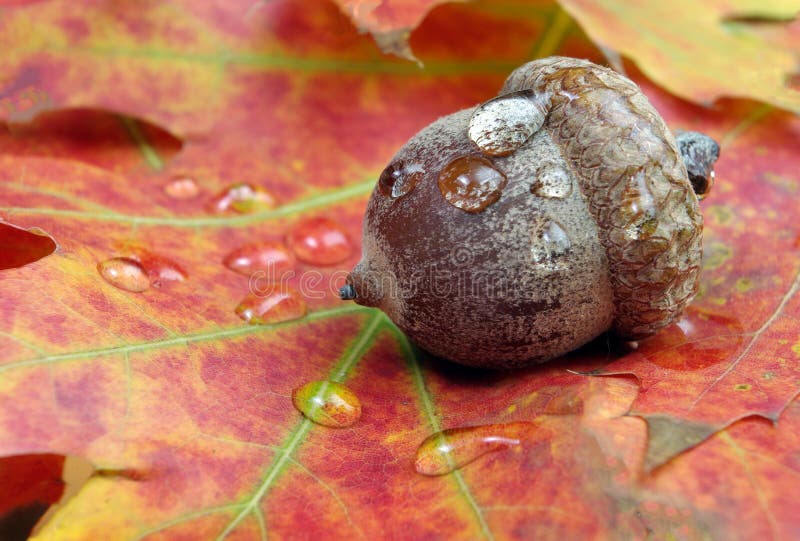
414;423;526;476
530;164;573;199
0;223;56;270
292;380;362;428
97;257;150;292
163;177;200;199
235;288;307;324
437;155;507;213
223;241;295;277
208;183;278;214
530;218;571;268
378;161;424;199
286;217;352;265
468;89;546;156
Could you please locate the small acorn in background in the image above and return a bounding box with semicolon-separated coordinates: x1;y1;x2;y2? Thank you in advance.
341;57;720;369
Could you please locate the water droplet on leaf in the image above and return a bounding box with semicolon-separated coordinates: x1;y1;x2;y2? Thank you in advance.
531;164;573;199
235;288;307;324
415;423;527;476
97;257;150;292
163;177;200;199
530;218;571;268
208;183;278;214
127;250;187;288
292;380;361;428
223;241;295;277
286;217;352;265
438;155;507;213
0;222;56;270
378;161;424;199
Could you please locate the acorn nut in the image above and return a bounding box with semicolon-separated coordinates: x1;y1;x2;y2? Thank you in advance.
342;57;720;369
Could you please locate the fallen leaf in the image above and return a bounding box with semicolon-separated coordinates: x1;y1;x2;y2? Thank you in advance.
559;0;800;112
645;401;800;539
0;0;798;539
332;0;462;61
0;455;65;541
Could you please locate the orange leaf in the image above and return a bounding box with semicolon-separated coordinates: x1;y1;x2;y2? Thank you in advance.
0;1;798;539
332;0;462;61
559;0;800;112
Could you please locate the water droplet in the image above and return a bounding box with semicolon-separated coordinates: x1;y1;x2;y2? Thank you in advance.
292;380;361;428
223;241;295;277
378;161;424;199
415;423;528;476
0;222;56;270
208;183;278;214
127;250;187;288
163;177;200;199
97;257;150;292
468;90;547;156
531;164;573;199
235;288;307;324
530;218;571;268
286;217;352;265
438;155;507;213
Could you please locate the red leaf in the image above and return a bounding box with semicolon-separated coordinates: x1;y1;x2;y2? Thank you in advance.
0;1;798;539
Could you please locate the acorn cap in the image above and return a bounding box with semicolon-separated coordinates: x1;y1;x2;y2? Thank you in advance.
469;57;707;339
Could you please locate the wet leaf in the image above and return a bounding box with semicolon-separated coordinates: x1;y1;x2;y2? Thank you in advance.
558;0;800;112
332;0;460;61
0;1;798;539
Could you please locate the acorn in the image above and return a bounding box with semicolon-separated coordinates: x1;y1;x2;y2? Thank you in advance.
341;57;719;369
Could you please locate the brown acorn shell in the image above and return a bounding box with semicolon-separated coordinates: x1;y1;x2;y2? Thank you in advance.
501;57;703;339
350;109;616;368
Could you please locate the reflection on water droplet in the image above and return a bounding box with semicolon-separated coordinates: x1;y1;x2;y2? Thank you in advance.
0;222;57;270
438;155;507;213
208;183;278;214
223;241;295;277
286;217;352;266
163;177;200;199
531;164;572;199
235;288;307;324
415;423;528;476
530;218;571;268
379;161;424;199
97;257;150;292
292;380;361;428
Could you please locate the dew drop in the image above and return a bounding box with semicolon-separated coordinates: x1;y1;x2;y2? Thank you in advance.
437;155;507;213
208;183;278;214
286;217;352;265
414;423;528;476
163;177;200;199
97;257;150;292
292;380;362;428
530;218;571;268
530;164;573;199
223;241;295;277
0;222;56;270
127;250;187;288
235;288;307;324
468;90;546;156
378;161;424;199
